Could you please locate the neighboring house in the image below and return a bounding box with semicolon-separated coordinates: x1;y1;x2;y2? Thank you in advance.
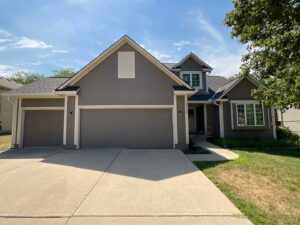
277;108;300;135
0;78;22;131
4;35;277;150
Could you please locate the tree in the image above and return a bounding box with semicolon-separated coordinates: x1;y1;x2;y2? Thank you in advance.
224;0;300;110
53;68;76;78
10;71;44;85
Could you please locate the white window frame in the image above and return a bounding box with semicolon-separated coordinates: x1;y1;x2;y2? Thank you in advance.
180;71;203;89
235;102;265;127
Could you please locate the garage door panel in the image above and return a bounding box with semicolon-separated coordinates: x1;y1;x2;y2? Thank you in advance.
23;110;63;147
80;109;173;149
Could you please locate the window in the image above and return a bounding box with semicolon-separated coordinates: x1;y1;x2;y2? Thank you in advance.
180;72;202;89
236;103;264;126
118;51;135;78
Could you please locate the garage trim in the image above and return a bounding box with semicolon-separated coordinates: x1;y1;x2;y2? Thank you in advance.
74;104;176;149
19;104;64;148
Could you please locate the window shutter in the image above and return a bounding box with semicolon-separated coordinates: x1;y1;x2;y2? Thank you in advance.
118;51;135;79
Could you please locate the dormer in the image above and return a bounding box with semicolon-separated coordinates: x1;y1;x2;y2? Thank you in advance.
166;52;213;94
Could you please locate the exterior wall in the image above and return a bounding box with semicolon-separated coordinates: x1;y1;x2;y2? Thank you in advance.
222;78;274;139
175;95;188;150
22;99;64;107
206;104;220;138
278;108;300;135
0;94;13;131
66;96;75;148
75;43;177;105
178;58;207;95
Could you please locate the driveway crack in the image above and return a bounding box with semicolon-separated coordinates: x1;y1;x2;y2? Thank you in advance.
64;149;123;225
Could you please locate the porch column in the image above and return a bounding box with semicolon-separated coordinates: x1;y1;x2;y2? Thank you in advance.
219;102;224;138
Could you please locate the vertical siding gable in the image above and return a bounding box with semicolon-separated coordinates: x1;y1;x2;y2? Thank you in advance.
74;43;178;105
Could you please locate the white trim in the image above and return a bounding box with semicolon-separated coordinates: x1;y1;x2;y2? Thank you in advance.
184;95;189;144
63;96;68;145
235;103;265;127
271;107;277;139
204;104;207;135
78;105;173;109
118;51;135;79
21;107;64;110
180;71;203;89
174;90;197;95
55;91;78;96
11;98;18;148
231;100;257;104
59;35;192;90
188;100;212;104
219;102;224;138
172;95;178;147
16;98;22;147
74;95;79;149
230;102;234;129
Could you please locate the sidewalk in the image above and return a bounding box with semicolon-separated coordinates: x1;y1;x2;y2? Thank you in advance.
187;141;239;161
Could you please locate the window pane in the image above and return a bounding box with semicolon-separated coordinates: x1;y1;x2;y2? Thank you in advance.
237;104;245;126
182;74;190;84
256;104;264;125
246;104;255;125
192;74;200;87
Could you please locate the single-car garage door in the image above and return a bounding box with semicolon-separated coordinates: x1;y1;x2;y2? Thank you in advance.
80;109;173;149
23;110;64;147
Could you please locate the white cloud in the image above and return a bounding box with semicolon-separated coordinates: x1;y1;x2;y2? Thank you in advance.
12;37;53;49
51;49;69;53
0;28;12;38
140;44;172;61
174;40;191;50
196;13;225;44
0;38;12;43
0;64;28;77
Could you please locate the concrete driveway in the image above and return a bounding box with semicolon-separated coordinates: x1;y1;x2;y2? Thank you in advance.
0;149;252;225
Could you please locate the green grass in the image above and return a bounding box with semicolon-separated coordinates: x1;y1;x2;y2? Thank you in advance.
0;134;11;151
194;148;300;225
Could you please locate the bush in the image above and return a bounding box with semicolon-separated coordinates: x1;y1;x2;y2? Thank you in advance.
276;126;293;139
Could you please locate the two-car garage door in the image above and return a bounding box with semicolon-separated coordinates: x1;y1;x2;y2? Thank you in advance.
80;109;173;149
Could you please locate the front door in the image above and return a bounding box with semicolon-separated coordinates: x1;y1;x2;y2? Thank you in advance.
188;108;196;133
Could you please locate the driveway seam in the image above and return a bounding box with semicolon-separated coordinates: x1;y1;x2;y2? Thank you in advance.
0;149;63;177
64;149;124;225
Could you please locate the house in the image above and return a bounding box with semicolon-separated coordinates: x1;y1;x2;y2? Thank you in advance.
4;35;277;150
0;78;22;132
277;108;300;135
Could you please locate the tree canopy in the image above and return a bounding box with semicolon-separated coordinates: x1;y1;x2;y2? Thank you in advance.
224;0;300;110
53;68;76;78
10;71;44;85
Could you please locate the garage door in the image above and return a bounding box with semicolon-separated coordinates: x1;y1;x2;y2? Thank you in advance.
80;109;173;149
23;110;64;147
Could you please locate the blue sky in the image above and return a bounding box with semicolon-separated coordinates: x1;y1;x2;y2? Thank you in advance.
0;0;245;78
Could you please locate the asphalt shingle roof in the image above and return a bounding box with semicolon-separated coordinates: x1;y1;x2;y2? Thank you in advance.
0;77;23;90
7;77;68;94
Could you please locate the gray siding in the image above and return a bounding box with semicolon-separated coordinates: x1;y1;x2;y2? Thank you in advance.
66;96;75;148
175;96;188;150
222;78;274;138
75;43;177;105
22;99;64;107
0;95;13;131
23;110;63;147
80;109;173;149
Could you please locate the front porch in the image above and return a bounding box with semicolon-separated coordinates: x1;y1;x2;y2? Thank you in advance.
188;103;220;138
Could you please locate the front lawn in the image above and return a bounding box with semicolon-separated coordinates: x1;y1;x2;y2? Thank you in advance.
194;148;300;225
0;134;11;151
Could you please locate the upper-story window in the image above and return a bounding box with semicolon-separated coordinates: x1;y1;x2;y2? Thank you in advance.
180;71;202;89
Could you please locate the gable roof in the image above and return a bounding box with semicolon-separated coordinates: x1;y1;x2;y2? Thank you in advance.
212;75;267;100
58;35;193;90
4;77;68;96
173;52;213;71
0;77;23;90
207;75;228;92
